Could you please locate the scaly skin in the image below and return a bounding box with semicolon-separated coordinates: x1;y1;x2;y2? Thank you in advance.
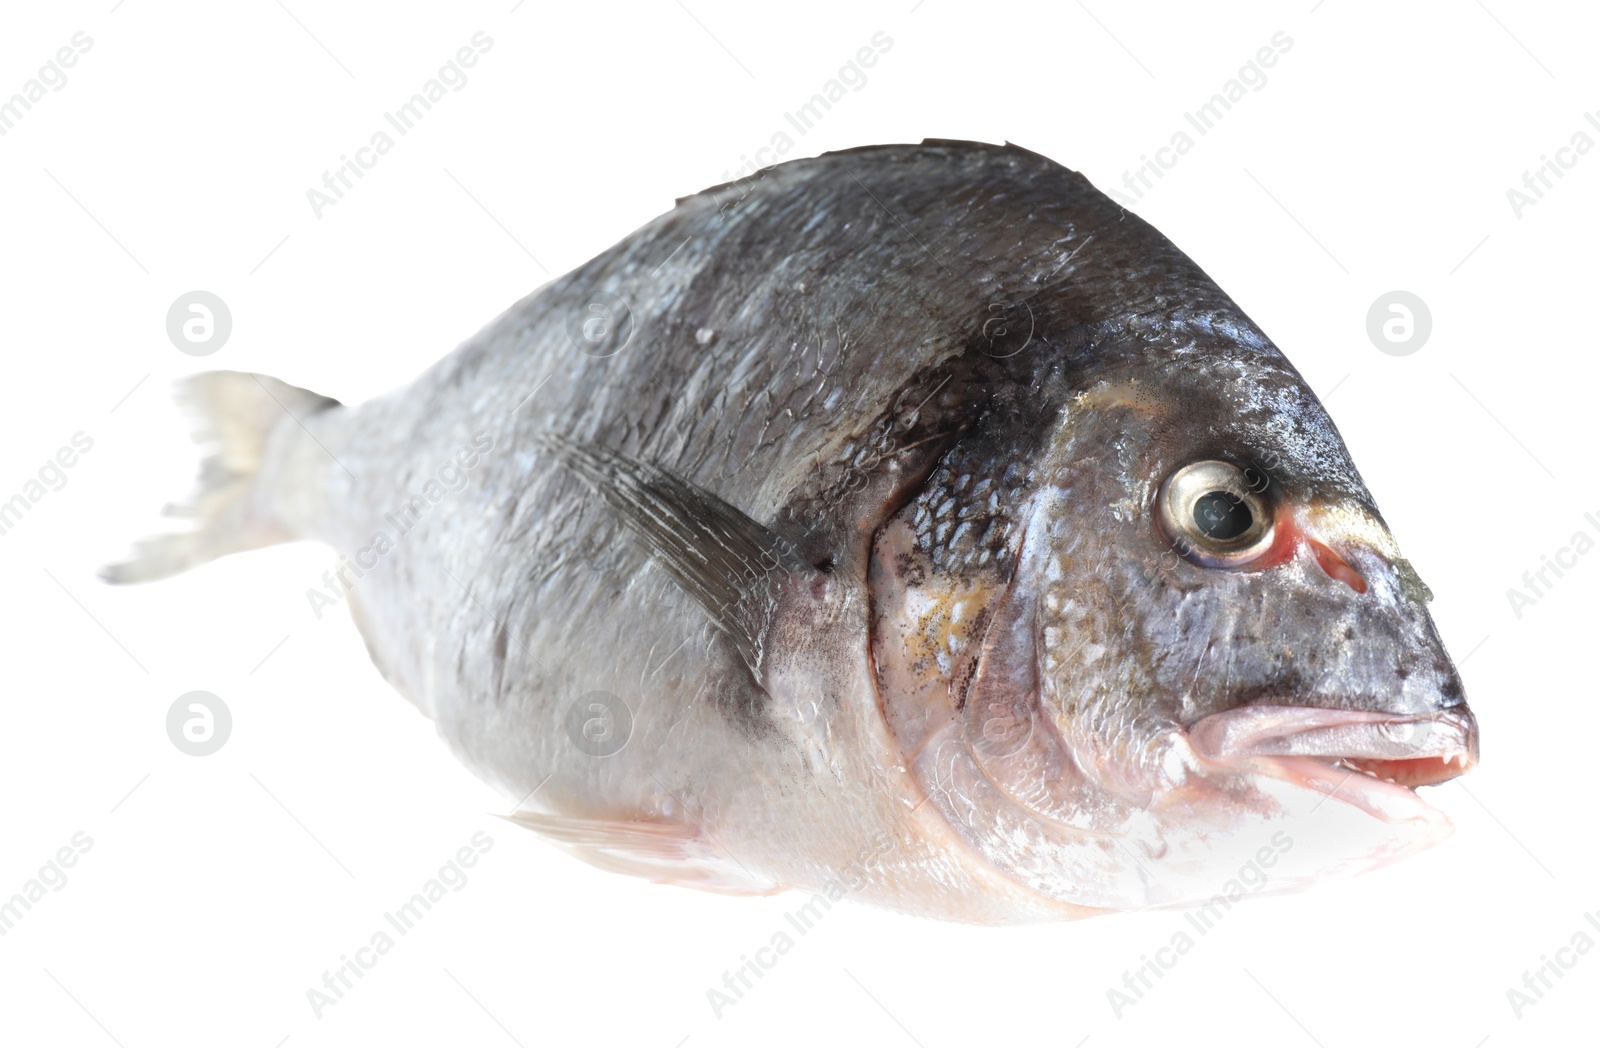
239;141;1472;922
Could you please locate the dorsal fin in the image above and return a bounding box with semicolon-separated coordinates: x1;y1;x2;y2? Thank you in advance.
538;434;819;681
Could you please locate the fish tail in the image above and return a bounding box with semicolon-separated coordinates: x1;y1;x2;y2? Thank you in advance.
100;371;341;584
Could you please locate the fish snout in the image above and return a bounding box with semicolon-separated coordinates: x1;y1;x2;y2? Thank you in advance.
1281;502;1471;711
1290;501;1436;608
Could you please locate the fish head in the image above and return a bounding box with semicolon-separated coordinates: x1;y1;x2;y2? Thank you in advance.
871;325;1478;913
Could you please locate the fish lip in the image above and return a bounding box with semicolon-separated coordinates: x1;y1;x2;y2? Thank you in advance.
1187;704;1479;791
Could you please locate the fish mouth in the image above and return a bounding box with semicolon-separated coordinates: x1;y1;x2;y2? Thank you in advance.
1187;704;1478;794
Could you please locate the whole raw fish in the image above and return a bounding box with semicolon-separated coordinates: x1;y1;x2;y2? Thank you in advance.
107;140;1477;922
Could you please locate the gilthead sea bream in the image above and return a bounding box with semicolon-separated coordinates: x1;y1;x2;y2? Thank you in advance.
106;140;1478;923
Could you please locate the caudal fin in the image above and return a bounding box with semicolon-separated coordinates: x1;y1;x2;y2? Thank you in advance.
100;371;340;584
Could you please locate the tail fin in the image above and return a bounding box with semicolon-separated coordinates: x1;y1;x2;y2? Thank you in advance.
100;371;340;584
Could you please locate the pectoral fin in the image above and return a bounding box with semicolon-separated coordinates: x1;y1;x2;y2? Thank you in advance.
538;434;819;682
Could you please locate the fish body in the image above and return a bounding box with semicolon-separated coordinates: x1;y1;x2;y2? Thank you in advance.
108;141;1477;923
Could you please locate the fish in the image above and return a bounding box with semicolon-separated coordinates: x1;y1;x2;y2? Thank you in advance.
104;139;1478;923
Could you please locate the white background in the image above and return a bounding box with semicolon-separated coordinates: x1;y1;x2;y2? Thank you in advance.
1;1;1594;1045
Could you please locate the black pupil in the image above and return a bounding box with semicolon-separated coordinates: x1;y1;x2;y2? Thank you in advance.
1192;491;1253;541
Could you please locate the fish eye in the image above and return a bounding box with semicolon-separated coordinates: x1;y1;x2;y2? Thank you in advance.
1157;460;1276;568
